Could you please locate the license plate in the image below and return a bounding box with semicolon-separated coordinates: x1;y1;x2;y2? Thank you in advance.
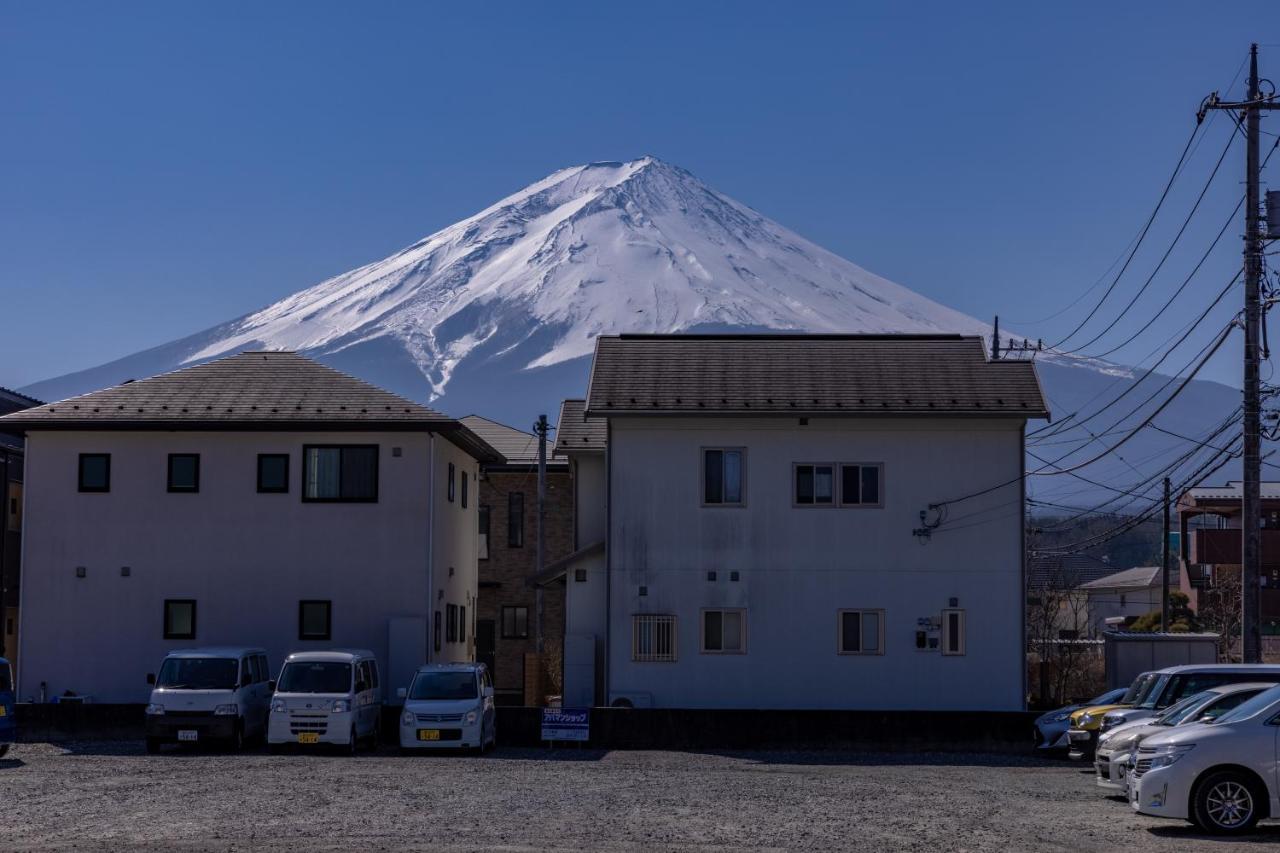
0;705;6;717
298;732;319;744
417;729;441;741
177;730;198;742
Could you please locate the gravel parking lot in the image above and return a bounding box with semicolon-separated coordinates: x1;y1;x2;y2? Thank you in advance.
2;742;1277;851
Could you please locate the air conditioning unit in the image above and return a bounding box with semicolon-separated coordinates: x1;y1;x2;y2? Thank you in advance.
608;691;653;709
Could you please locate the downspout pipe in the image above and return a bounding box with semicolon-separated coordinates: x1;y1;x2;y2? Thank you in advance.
427;432;436;664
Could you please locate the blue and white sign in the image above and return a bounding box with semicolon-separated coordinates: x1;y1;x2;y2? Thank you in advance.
541;708;590;742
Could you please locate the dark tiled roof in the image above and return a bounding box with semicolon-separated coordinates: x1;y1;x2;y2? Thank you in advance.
1027;554;1119;590
555;399;606;453
460;415;566;467
584;334;1049;418
0;387;42;413
0;352;500;462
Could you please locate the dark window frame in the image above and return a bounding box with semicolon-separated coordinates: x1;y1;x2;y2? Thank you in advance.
700;608;747;654
794;462;836;507
298;600;332;641
461;470;469;508
447;462;456;502
508;492;525;548
163;599;197;640
837;608;885;655
301;444;380;503
478;504;491;560
839;463;884;508
167;453;200;493
78;453;111;493
702;447;746;507
501;605;529;639
257;453;290;494
447;603;459;643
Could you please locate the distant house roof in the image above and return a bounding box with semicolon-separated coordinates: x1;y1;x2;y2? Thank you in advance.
1027;553;1118;590
0;351;500;462
1080;566;1175;592
555;399;606;453
1180;481;1280;508
0;386;40;450
459;415;566;468
584;334;1049;418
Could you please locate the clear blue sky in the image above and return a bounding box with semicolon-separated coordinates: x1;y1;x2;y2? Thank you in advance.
1;1;1275;388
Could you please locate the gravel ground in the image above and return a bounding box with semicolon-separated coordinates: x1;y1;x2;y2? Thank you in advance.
2;742;1277;851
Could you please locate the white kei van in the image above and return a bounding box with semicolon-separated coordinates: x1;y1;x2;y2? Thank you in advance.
268;650;382;752
144;647;272;753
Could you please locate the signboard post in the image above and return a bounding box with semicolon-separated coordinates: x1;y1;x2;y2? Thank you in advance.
541;708;589;744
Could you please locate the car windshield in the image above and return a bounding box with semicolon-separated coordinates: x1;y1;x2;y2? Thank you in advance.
0;663;11;692
1090;687;1127;705
410;671;477;701
157;657;239;690
277;662;352;694
1136;674;1173;709
1154;691;1213;726
1120;674;1155;705
1210;685;1280;725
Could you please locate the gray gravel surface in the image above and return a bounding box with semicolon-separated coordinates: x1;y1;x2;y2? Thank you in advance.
2;742;1276;851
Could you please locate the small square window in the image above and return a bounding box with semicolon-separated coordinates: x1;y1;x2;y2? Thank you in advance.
298;600;332;641
840;464;883;507
574;568;587;583
257;454;289;493
163;599;196;640
795;464;834;506
838;609;884;655
167;454;200;493
703;448;745;506
78;453;110;493
701;609;746;654
501;606;529;639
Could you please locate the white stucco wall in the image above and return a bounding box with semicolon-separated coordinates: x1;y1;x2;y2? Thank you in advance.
18;429;478;702
572;453;606;548
431;436;480;664
605;416;1027;711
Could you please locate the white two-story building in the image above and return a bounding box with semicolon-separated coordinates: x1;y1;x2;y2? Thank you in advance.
0;352;498;702
551;333;1049;711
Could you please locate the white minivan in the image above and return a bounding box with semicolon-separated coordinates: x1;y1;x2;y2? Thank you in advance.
398;662;495;754
268;650;382;752
145;647;272;753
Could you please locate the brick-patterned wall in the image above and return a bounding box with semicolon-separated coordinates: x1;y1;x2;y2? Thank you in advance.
476;467;573;702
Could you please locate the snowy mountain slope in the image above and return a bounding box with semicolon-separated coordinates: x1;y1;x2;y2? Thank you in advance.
21;156;1240;509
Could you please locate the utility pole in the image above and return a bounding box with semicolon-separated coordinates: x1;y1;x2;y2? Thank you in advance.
534;414;548;655
1162;476;1171;631
1199;44;1277;663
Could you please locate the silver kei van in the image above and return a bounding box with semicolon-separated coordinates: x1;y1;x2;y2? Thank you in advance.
268;649;382;753
145;647;272;753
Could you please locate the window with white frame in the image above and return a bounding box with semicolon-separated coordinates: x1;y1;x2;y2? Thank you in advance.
795;464;835;506
942;608;966;655
632;614;677;662
837;609;884;655
840;463;883;507
701;609;746;653
703;448;745;506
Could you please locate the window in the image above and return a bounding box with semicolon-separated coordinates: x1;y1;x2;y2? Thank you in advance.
703;448;744;505
501;606;529;639
298;600;332;640
942;609;966;656
461;471;469;508
701;609;746;654
478;505;490;560
460;606;466;644
434;610;442;652
257;454;289;493
167;453;200;493
447;603;459;643
838;609;884;654
303;445;378;502
840;463;883;507
795;464;834;506
632;614;677;662
78;453;110;493
163;599;196;640
508;492;524;547
447;462;455;502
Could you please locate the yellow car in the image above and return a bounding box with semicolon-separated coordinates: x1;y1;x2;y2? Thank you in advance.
1067;672;1158;759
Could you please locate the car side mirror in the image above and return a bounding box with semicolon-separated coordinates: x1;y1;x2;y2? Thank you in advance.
483;685;494;698
146;673;156;686
268;680;276;692
397;687;408;699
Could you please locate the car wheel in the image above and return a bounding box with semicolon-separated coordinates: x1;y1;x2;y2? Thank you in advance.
346;726;357;756
145;738;161;755
267;742;284;755
0;743;10;759
1192;771;1263;834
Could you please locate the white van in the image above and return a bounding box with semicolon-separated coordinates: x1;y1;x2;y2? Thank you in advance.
145;647;272;753
268;650;381;752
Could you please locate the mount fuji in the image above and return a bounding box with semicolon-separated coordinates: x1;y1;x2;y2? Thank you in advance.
22;156;1239;505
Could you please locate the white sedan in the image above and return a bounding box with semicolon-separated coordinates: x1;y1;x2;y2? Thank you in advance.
1131;683;1280;834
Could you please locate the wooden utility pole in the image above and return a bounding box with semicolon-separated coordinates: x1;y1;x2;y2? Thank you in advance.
1199;44;1277;662
1162;476;1171;631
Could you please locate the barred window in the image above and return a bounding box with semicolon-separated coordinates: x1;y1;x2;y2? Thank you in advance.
632;614;677;662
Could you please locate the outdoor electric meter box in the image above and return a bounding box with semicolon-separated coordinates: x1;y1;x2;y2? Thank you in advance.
915;616;941;651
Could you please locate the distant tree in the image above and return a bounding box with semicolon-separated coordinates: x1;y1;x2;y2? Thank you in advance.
1126;591;1199;633
1198;569;1244;662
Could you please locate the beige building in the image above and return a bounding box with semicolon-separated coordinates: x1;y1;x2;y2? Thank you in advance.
0;352;498;703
